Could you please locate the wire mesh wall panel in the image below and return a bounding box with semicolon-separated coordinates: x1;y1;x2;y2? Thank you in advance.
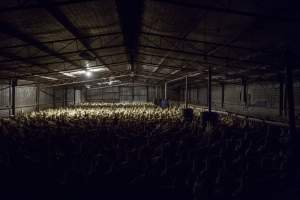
87;89;99;101
0;84;10;117
15;86;36;114
67;88;75;106
39;88;54;110
198;87;208;106
212;85;222;109
224;84;241;108
248;83;279;108
134;86;147;102
148;87;156;102
86;87;120;102
120;87;133;102
189;88;198;104
54;88;65;107
75;90;81;105
293;82;300;118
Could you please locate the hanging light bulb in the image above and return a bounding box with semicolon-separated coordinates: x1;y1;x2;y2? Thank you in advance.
86;71;92;77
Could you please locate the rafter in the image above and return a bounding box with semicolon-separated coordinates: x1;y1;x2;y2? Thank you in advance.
0;22;82;73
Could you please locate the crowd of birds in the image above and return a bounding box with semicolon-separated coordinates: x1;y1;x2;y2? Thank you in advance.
0;103;292;199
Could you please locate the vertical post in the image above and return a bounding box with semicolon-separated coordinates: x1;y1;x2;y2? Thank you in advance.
185;75;188;108
65;87;68;106
279;74;284;117
221;83;225;109
132;84;134;102
85;87;88;102
164;82;167;100
11;79;17;116
146;86;149;102
53;89;56;108
36;84;40;112
242;78;247;106
8;81;12;116
155;85;158;99
118;86;121;102
284;85;287;116
73;87;76;105
208;66;212;112
284;50;298;183
64;87;68;106
196;87;199;104
285;54;296;138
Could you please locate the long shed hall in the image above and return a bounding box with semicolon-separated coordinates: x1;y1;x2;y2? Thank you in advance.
0;0;300;199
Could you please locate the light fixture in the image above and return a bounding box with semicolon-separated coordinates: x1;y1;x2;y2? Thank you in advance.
60;67;108;77
170;69;180;75
34;75;58;81
86;71;92;77
189;72;201;77
97;80;121;86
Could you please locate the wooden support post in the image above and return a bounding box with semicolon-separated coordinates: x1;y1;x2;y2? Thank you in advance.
284;86;287;116
284;50;298;183
118;86;121;102
285;55;296;139
155;85;158;99
85;87;88;102
64;87;68;106
221;83;224;108
11;79;17;116
196;87;199;104
146;86;149;102
132;84;134;102
242;78;247;106
53;89;56;108
73;87;76;105
208;66;212;112
279;74;284;117
36;84;40;112
185;75;188;108
164;82;167;100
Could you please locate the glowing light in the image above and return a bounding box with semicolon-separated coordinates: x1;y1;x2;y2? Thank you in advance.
34;75;58;80
59;72;75;77
59;67;108;78
170;70;180;75
86;71;92;77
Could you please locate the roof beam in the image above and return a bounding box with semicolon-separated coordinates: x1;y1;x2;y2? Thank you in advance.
0;0;100;13
141;31;273;54
0;22;80;67
0;49;56;75
0;44;124;64
150;0;300;22
39;1;118;73
135;60;195;71
0;32;121;51
0;52;126;71
116;0;144;73
140;45;282;68
0;60;128;81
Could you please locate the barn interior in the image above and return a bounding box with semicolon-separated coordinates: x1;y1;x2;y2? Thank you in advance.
0;0;300;199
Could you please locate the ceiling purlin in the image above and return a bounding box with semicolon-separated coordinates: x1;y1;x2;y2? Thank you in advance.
0;48;54;74
0;22;80;67
0;44;124;65
150;0;300;22
39;0;119;75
